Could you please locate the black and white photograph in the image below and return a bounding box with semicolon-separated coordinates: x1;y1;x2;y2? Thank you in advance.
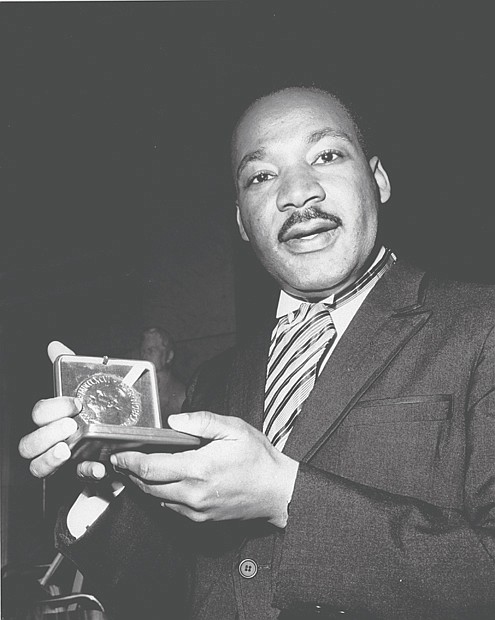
2;2;495;618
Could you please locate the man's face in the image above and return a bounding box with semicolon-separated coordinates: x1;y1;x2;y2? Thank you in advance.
140;332;170;371
233;89;391;300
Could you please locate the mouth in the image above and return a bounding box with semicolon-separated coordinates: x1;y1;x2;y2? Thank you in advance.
279;220;340;252
280;220;339;242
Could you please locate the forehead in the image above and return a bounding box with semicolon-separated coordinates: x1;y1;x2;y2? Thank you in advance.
142;332;164;348
232;90;360;165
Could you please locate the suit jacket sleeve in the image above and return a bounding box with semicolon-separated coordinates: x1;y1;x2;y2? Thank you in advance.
53;360;225;620
55;482;193;620
273;323;495;618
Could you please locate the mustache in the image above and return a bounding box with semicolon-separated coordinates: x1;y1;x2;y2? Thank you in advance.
278;207;342;242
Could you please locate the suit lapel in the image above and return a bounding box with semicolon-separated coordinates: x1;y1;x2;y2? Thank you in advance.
283;261;431;461
224;261;431;461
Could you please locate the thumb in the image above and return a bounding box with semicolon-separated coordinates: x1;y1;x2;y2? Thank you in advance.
47;341;76;364
168;411;241;441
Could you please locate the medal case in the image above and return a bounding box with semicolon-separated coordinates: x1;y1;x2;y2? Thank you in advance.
54;354;200;460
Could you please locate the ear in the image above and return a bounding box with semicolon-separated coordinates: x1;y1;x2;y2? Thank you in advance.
369;156;391;204
160;347;174;367
236;203;250;242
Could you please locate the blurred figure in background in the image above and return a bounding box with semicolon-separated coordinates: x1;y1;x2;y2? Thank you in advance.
139;327;185;416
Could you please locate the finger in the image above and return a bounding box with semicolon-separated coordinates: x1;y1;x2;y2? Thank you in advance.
32;396;82;427
29;441;71;478
110;451;188;483
168;411;243;441
47;341;75;364
19;416;78;459
131;480;213;516
76;461;107;480
125;476;187;500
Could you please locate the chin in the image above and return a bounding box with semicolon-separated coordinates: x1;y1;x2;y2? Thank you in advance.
282;276;344;300
284;260;351;291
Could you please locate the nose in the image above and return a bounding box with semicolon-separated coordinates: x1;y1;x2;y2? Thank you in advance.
276;166;326;212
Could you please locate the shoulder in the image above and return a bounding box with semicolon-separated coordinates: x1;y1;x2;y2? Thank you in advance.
424;271;495;317
390;258;495;313
373;259;495;349
398;264;495;346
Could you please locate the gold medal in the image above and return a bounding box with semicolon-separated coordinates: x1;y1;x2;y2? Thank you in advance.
75;372;141;426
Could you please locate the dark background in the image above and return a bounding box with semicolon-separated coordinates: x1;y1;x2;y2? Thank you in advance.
2;0;494;570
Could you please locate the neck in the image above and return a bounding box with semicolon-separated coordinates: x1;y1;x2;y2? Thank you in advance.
277;246;396;313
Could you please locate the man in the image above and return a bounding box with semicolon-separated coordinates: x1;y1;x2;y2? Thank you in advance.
140;326;186;415
18;87;495;619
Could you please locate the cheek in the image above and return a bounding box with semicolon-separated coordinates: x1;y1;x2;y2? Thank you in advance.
355;206;378;235
241;205;278;245
346;187;379;236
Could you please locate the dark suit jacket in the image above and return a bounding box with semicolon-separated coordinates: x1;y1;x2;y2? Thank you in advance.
57;260;495;619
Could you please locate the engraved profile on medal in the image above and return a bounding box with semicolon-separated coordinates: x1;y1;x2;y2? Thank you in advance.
75;372;142;426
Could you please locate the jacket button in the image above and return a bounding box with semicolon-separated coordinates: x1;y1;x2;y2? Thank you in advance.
238;558;258;579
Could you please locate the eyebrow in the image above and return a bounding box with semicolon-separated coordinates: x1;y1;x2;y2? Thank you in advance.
307;127;354;145
235;127;355;180
236;148;266;181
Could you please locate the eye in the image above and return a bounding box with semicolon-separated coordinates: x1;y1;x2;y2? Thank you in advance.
247;171;275;186
313;149;342;165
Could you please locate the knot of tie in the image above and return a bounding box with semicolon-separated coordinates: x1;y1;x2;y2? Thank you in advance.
278;301;330;334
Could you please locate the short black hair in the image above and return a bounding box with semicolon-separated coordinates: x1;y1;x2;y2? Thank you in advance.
231;84;374;167
140;326;175;352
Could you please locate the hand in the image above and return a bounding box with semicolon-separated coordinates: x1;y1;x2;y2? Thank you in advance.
111;411;300;528
18;341;107;481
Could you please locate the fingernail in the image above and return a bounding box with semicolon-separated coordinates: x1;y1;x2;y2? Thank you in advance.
92;463;105;479
110;455;117;466
73;398;83;412
64;418;78;436
169;413;188;426
54;442;70;460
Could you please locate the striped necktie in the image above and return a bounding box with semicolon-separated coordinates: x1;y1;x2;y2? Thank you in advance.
263;302;336;449
263;247;396;450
